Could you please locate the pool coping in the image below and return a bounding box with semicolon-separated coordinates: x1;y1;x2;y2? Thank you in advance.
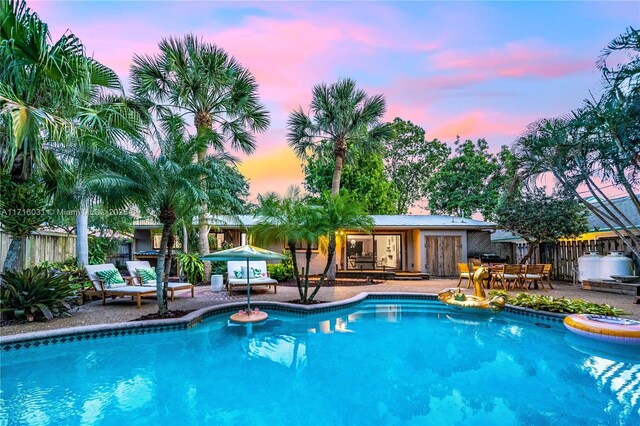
0;292;567;351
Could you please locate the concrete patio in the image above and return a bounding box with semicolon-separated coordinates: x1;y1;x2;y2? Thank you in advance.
1;278;638;336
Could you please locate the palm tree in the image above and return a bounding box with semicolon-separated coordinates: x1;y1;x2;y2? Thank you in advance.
287;78;389;279
0;0;122;181
307;192;374;301
89;116;244;312
251;186;320;301
1;0;125;271
130;34;270;280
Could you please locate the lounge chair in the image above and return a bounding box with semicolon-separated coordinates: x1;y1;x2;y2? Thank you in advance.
126;261;195;301
85;264;156;308
227;260;277;294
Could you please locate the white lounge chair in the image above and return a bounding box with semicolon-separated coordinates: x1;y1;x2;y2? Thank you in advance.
227;260;278;294
126;260;195;301
85;264;156;308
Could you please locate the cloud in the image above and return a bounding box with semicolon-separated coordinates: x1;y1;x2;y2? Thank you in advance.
430;40;593;79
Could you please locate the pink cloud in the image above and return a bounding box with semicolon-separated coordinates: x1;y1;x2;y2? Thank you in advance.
430;40;593;79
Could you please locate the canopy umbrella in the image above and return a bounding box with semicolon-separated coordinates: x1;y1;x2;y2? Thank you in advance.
201;245;287;322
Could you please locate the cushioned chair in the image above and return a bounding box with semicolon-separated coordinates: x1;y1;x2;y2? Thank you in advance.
541;264;554;289
227;260;277;294
523;264;547;291
85;264;156;308
490;264;524;291
126;261;194;301
456;262;472;288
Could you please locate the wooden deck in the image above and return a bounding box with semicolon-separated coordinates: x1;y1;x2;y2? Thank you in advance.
336;270;430;280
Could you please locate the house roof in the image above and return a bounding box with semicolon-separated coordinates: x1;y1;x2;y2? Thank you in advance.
135;214;496;230
491;193;640;242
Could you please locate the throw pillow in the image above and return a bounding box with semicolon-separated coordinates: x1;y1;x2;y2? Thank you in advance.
95;269;126;288
251;267;263;278
136;268;157;285
233;270;243;279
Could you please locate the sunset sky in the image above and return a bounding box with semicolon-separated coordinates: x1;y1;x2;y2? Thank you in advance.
30;0;638;201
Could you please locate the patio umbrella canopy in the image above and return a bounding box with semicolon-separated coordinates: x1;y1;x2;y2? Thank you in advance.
201;245;287;321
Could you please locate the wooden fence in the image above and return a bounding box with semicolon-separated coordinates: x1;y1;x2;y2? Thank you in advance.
515;237;639;282
0;231;76;269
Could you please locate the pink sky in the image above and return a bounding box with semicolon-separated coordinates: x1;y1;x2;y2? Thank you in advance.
29;0;637;202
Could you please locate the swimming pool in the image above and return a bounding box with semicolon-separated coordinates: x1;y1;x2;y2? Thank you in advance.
1;298;639;425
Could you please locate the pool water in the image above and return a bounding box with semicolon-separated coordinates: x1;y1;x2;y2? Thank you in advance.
1;299;639;425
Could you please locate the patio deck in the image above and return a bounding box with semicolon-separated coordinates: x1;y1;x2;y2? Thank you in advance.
2;279;639;337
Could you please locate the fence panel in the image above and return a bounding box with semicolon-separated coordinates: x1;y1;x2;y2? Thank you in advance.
0;231;76;268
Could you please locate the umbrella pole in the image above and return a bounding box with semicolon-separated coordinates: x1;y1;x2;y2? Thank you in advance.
246;257;251;313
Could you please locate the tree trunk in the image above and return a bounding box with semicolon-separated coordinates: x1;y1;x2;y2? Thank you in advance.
327;153;345;281
3;238;25;272
156;224;171;314
309;237;336;302
288;242;303;300
76;197;89;267
520;241;537;264
182;223;189;253
195;113;213;282
303;245;312;301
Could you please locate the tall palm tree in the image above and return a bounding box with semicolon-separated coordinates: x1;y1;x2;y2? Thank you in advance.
287;78;389;279
130;34;270;280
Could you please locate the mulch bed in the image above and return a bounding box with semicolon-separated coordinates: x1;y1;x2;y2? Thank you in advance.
278;278;383;287
131;310;195;322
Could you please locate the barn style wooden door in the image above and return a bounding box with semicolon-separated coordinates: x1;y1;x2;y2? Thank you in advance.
425;236;462;276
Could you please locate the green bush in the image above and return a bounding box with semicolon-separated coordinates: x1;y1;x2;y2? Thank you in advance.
178;252;204;284
488;290;626;316
1;266;77;321
88;236;120;265
267;262;294;282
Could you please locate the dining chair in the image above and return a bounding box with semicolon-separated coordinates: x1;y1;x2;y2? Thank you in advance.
523;264;546;291
456;262;472;288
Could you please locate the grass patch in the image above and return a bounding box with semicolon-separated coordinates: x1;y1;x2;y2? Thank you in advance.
488;290;626;316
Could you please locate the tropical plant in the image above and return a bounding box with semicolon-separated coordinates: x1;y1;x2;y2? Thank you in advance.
87;236;120;265
178;252;205;285
426;139;513;218
86;116;244;313
303;143;400;214
0;172;50;271
0;265;77;321
288;78;390;279
42;258;90;291
384;118;450;213
493;188;589;263
0;0;123;180
488;290;626;316
130;34;270;280
514;28;640;260
266;251;295;282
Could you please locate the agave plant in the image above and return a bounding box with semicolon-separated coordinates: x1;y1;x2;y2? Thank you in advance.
0;266;77;321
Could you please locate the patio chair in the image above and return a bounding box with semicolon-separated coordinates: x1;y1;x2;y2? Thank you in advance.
456;262;472;288
541;264;554;289
523;264;547;291
85;264;157;308
490;264;524;291
126;261;194;301
227;260;278;294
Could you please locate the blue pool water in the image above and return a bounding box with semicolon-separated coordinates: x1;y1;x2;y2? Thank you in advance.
1;299;639;425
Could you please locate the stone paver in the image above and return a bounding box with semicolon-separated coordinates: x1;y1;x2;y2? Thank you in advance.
1;279;638;336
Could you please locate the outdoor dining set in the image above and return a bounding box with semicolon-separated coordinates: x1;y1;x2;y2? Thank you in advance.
457;260;553;291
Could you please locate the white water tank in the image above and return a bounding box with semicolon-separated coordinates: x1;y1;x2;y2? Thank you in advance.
599;252;633;280
578;251;602;282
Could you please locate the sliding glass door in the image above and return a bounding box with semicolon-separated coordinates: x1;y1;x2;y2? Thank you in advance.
346;234;402;270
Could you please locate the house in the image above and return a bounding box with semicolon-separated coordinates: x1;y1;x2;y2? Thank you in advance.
133;215;496;277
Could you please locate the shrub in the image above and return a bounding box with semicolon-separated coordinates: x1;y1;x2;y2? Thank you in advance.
178;252;205;284
1;266;77;321
40;258;91;291
267;263;294;282
488;290;626;316
88;236;119;265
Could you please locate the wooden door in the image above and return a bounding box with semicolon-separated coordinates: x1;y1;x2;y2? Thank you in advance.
425;236;462;276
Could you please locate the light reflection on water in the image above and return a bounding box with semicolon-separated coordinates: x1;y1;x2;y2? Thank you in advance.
2;300;639;425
